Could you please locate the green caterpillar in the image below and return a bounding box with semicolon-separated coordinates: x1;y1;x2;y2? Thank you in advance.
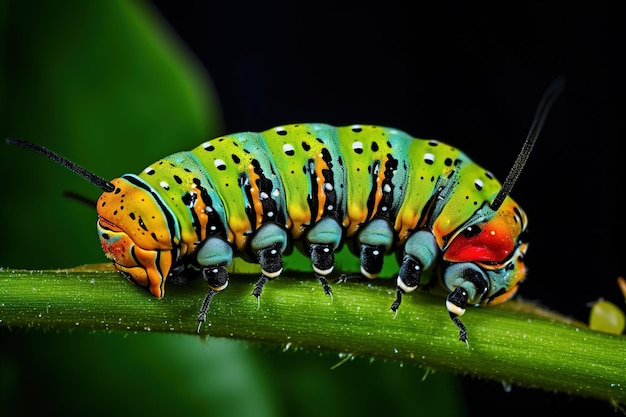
6;78;563;343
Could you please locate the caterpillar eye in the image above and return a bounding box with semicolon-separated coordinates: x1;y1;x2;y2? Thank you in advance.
462;225;482;238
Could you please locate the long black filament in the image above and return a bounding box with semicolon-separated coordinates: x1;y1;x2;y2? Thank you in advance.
63;191;99;207
490;77;565;211
5;138;115;193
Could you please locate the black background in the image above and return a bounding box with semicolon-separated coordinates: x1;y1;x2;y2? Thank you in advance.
149;1;624;415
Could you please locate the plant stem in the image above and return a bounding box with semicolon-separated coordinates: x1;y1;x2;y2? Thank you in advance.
0;265;624;407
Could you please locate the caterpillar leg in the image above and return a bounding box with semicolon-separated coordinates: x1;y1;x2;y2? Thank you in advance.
309;243;334;297
195;236;235;332
250;223;288;302
357;218;394;278
391;254;423;313
197;266;229;332
390;230;438;314
446;287;469;344
442;263;490;344
306;217;343;298
252;242;285;300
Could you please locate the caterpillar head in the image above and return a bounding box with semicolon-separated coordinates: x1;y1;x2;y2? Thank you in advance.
427;76;564;342
97;176;180;299
441;197;529;312
3;139;181;298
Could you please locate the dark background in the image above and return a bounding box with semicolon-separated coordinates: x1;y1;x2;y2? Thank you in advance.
148;1;624;415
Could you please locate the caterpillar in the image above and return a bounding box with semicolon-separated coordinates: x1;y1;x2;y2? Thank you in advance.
6;78;563;343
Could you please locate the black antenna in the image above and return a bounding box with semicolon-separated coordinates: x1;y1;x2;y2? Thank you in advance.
6;138;115;193
489;77;565;211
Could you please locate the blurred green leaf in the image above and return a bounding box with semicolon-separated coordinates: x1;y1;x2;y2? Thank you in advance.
0;0;222;269
0;328;464;417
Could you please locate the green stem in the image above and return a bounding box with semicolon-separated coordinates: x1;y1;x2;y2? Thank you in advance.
0;265;624;407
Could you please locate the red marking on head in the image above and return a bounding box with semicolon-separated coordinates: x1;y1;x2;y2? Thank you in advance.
445;215;517;263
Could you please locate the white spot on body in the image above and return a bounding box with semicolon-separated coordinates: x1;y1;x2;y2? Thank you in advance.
283;143;295;155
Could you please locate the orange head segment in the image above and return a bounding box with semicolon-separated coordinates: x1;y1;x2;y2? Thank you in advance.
96;175;180;298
